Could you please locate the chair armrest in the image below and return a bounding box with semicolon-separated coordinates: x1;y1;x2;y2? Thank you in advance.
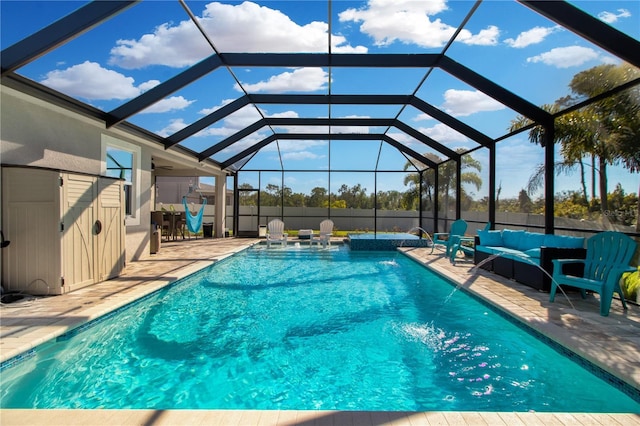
541;247;587;278
433;232;449;239
604;265;637;293
552;258;586;266
614;266;636;275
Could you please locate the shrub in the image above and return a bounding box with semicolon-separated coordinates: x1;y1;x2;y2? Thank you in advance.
621;269;640;301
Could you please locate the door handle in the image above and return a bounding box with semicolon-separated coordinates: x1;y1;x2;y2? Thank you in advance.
94;220;103;235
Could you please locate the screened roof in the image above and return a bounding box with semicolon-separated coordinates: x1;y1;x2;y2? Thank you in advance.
2;1;639;181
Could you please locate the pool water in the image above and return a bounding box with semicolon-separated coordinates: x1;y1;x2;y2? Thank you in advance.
1;246;638;412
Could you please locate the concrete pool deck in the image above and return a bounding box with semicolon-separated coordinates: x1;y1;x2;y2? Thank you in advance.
1;237;639;425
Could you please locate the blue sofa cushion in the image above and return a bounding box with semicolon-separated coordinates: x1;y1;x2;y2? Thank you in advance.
502;229;525;249
495;247;529;261
478;229;503;246
524;248;541;259
517;232;545;251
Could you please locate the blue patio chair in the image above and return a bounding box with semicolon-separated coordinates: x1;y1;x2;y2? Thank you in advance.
450;222;490;265
432;219;468;257
550;231;637;316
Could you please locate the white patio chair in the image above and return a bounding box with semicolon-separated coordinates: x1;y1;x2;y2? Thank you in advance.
312;219;334;248
266;219;288;248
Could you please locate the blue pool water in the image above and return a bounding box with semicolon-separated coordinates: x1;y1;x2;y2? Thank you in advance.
1;246;638;411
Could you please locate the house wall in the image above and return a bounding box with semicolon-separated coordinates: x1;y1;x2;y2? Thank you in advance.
1;85;179;264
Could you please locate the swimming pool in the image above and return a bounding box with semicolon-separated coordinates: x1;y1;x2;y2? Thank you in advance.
1;246;638;412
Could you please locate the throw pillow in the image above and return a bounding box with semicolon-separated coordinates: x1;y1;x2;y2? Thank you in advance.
478;230;503;246
502;229;525;249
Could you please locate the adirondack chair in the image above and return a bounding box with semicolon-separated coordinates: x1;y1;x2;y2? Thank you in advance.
550;231;637;316
450;222;490;265
432;219;468;256
266;219;288;248
312;219;334;248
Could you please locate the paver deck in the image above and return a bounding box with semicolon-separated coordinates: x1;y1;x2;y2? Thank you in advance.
1;237;639;425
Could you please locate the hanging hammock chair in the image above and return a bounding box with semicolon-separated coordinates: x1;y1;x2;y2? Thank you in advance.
182;196;207;235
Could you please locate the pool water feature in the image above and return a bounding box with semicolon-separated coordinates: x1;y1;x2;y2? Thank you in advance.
1;246;638;412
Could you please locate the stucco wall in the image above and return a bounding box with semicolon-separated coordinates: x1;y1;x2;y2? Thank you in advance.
1;85;152;263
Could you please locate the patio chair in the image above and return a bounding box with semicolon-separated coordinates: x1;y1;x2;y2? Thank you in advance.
312;219;334;248
161;212;173;241
450;222;490;264
432;219;468;256
550;231;637;316
266;219;288;248
174;211;187;239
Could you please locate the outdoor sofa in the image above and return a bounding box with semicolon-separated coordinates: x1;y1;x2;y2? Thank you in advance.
474;229;586;291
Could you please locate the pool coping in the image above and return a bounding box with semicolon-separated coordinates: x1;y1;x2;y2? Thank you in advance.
1;238;639;425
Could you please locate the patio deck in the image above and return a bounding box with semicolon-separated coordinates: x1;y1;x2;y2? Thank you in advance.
1;237;639;425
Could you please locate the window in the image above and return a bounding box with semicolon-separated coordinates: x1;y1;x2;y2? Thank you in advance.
102;134;141;226
106;147;133;215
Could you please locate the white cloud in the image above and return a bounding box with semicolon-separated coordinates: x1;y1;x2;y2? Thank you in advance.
339;0;497;48
275;125;328;133
421;123;468;143
504;26;559;48
40;61;155;100
456;25;500;46
413;113;434;122
281;151;323;161
161;103;264;140
598;8;631;24
526;46;600;69
192;105;263;139
274;139;328;152
110;22;210;69
198;98;236;115
266;110;300;119
218;133;270;155
109;1;366;69
219;105;263;129
441;89;505;117
261;139;328;167
141;96;195;114
157;118;189;137
237;68;328;93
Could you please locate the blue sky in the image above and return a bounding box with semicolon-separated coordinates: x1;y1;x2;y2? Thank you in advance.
2;0;638;199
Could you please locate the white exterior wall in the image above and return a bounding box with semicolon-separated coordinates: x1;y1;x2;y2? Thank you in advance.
0;85;222;265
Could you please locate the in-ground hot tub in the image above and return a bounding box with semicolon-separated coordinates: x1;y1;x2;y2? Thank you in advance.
347;233;431;251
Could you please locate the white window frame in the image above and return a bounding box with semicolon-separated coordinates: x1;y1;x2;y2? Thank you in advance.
101;134;141;226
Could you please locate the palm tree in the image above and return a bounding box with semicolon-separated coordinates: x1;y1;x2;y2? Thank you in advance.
403;149;482;216
509;63;640;214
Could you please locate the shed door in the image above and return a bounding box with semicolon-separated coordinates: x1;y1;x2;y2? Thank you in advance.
61;173;96;292
97;177;125;281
